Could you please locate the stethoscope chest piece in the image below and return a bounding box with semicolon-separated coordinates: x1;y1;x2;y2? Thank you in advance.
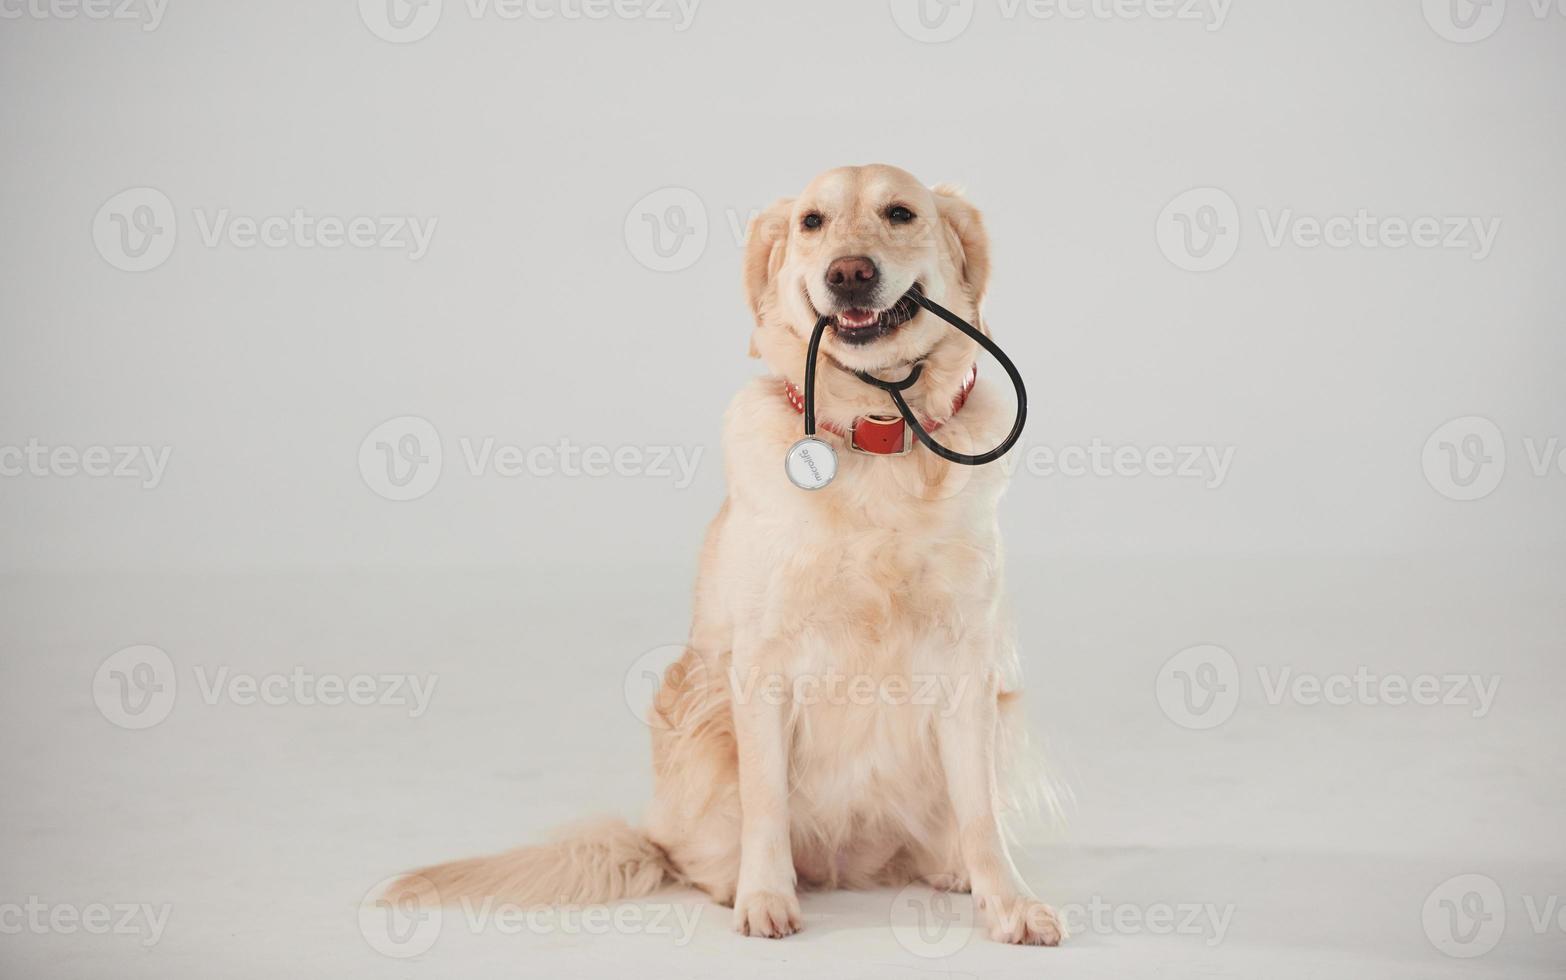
784;437;838;491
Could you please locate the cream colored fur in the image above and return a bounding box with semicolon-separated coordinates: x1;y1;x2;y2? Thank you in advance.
388;165;1064;947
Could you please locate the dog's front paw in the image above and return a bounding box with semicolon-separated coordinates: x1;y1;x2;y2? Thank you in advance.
981;896;1066;946
732;890;802;938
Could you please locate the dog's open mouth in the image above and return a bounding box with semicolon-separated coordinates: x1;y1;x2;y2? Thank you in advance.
830;285;923;346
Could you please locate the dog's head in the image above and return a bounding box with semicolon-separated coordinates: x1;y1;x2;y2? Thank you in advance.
744;164;990;373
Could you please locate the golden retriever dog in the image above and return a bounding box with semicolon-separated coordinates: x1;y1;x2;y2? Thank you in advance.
389;164;1064;946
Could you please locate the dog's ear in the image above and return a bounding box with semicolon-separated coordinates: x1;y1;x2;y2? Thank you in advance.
743;197;794;357
931;184;991;306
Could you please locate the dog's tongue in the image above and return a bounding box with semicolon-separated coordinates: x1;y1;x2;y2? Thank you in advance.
836;309;878;329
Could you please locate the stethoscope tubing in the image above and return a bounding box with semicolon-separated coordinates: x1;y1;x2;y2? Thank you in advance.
801;291;1027;466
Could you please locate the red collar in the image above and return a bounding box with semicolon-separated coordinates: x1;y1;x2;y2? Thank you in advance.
784;363;978;456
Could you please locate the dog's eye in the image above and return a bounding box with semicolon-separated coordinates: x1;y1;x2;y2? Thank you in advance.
801;212;824;231
887;205;916;225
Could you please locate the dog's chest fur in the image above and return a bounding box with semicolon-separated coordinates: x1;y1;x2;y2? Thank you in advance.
708;400;1009;864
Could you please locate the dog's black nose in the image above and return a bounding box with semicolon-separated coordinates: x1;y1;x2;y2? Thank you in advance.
825;255;879;297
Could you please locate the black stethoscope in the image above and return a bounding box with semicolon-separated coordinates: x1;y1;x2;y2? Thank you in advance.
784;290;1028;490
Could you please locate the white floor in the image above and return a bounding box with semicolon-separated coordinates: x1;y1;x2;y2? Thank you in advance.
1;555;1562;979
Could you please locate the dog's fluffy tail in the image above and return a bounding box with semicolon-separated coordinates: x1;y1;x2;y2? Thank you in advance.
386;818;677;907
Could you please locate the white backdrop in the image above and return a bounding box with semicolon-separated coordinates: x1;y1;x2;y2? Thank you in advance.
1;0;1562;572
1;4;1564;980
